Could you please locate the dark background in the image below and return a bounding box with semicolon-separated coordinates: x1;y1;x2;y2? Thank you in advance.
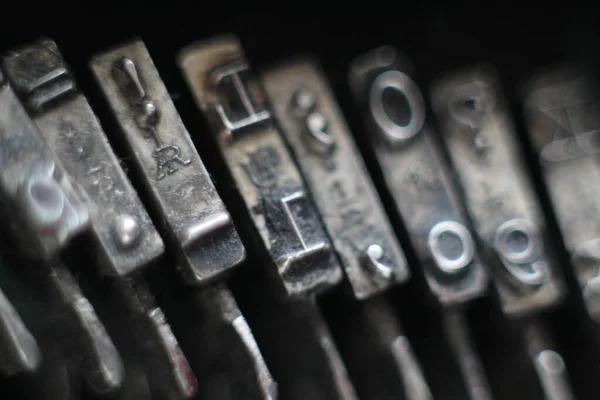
2;5;600;399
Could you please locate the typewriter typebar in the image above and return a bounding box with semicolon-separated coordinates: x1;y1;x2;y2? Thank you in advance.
3;40;164;278
0;73;123;394
3;39;201;398
90;39;274;399
522;67;600;322
261;58;409;300
526;323;576;400
431;65;566;316
90;39;245;285
179;36;363;400
0;282;40;376
178;35;342;297
349;45;489;306
0;70;89;259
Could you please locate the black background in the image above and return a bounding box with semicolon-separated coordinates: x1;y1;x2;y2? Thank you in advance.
2;4;600;399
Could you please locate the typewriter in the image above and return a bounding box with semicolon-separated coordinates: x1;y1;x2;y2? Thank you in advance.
0;6;599;400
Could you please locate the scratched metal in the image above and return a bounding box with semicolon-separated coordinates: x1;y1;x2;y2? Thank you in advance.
261;58;409;299
178;35;342;296
349;46;488;305
194;283;277;400
90;39;245;284
3;40;164;277
0;71;89;259
431;65;565;316
0;285;41;376
45;262;125;394
115;278;198;398
522;68;600;322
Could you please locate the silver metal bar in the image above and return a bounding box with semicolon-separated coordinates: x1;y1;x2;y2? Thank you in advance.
113;278;198;398
89;39;245;285
349;46;489;306
391;336;434;400
44;262;125;394
178;36;358;399
3;40;164;278
0;285;41;376
3;40;196;398
522;67;600;322
431;65;566;316
526;323;576;400
261;57;409;300
89;39;273;399
443;310;494;400
194;284;277;400
0;70;89;259
0;73;123;393
178;35;342;297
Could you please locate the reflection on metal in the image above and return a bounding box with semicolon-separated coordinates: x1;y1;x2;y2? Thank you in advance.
391;336;434;400
91;39;274;399
0;72;89;259
194;284;278;400
90;39;245;285
443;311;494;400
522;67;600;321
3;40;163;277
0;286;41;376
178;35;342;296
261;58;409;299
46;263;125;394
526;324;575;400
349;45;488;306
432;65;565;316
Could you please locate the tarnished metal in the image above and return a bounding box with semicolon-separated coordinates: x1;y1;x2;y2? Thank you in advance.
443;310;494;400
349;46;488;305
90;39;245;285
44;262;125;394
0;70;89;259
194;284;277;400
114;278;198;398
0;285;41;376
522;67;600;322
261;58;409;299
391;336;433;400
89;39;274;399
0;73;123;394
3;40;163;278
526;324;576;400
2;39;198;398
431;65;565;316
178;35;342;296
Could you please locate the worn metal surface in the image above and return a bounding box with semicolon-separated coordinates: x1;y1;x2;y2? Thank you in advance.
525;324;575;400
112;278;198;399
391;336;433;400
178;35;342;296
0;71;89;259
522;68;600;322
261;58;409;299
0;285;41;376
89;40;275;399
431;65;565;316
3;40;164;277
44;262;125;394
349;46;488;306
90;39;245;285
443;311;494;400
194;284;277;400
